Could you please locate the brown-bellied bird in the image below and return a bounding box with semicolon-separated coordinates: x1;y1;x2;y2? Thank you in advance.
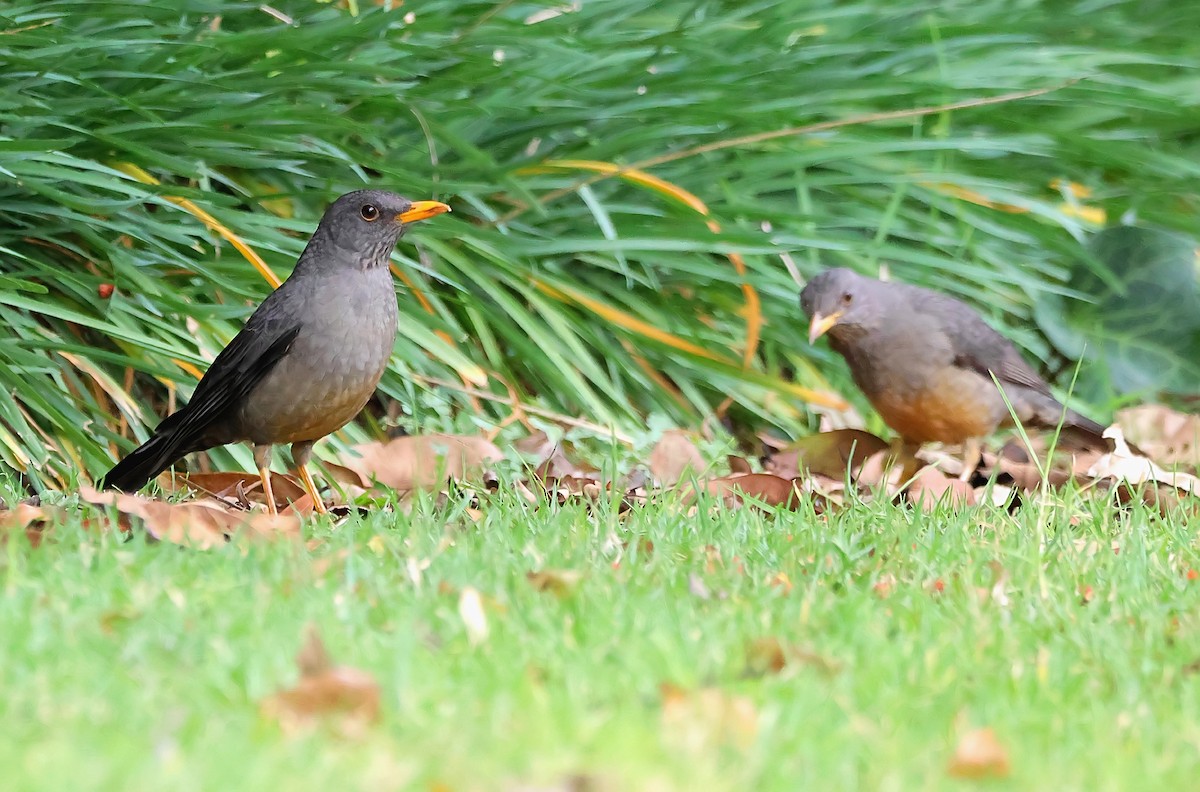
799;267;1106;474
99;190;450;513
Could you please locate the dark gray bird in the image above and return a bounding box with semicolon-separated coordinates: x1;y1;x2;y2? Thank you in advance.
800;267;1106;475
100;189;450;513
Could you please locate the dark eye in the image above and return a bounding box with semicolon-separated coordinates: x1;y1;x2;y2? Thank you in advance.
360;204;379;221
841;292;853;305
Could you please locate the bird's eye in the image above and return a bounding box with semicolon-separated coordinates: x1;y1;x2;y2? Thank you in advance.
841;292;853;305
360;204;380;221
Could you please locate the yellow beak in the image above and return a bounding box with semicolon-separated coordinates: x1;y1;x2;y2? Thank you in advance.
396;200;451;224
807;310;843;344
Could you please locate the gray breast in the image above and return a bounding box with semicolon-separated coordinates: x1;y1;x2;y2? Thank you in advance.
236;267;398;445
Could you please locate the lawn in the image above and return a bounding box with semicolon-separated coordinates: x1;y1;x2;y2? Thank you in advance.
3;484;1197;791
3;1;1199;789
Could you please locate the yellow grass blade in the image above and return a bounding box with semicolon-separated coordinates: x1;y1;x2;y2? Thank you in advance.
524;159;762;372
111;162;283;288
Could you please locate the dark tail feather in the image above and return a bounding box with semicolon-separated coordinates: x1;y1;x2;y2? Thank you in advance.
98;430;196;491
1064;410;1107;441
1058;409;1146;455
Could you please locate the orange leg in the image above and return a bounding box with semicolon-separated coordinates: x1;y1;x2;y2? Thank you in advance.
959;437;983;482
253;443;278;516
292;441;328;515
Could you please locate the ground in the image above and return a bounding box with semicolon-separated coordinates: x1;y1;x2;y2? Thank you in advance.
2;488;1197;791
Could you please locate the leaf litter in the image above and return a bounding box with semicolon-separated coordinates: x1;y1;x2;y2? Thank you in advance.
6;403;1198;548
260;624;381;737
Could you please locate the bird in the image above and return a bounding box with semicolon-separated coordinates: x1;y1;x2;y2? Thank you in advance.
99;189;450;514
799;267;1107;479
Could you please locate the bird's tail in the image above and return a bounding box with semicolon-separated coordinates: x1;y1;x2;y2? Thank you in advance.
1018;390;1111;451
1057;410;1109;450
97;430;196;492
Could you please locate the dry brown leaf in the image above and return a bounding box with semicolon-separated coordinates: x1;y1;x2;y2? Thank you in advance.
873;572;896;599
1088;426;1200;499
979;439;1078;491
744;637;787;675
79;486;301;548
260;625;381;736
169;471;308;510
744;637;842;677
854;449;907;492
766;571;793;593
1116;404;1200;467
648;429;707;486
906;466;977;511
946;727;1011;779
660;683;758;753
321;462;372;491
342;434;503;492
526;569;584;596
516;431;599;482
279;492;316;517
763;429;888;479
514;429;557;459
692;473;803;510
0;503;53;548
727;455;753;475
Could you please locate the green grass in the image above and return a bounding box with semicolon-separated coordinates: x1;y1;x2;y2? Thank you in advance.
3;3;1199;787
4;488;1199;790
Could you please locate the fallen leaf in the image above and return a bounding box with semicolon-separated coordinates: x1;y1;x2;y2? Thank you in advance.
766;571;793;592
1078;583;1095;604
660;683;758;753
649;430;707;486
321;462;372;491
762;429;888;479
727;455;753;475
260;624;381;736
979;439;1080;491
1088;426;1200;496
0;502;53;548
342;434;503;492
947;727;1011;779
459;586;489;646
169;471;308;510
538;447;600;481
744;637;841;677
79;486;301;548
692;473;803;510
744;637;787;675
854;449;907;493
514;429;557;459
905;466;977;511
526;569;584;596
1116;404;1200;468
873;572;896;599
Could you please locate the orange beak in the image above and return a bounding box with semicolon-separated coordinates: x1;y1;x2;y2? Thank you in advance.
807;310;843;344
397;200;451;224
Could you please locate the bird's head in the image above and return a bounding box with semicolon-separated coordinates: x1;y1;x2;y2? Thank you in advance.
799;267;884;344
312;189;450;267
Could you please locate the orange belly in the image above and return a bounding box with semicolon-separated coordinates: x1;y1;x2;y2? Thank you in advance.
868;370;1001;444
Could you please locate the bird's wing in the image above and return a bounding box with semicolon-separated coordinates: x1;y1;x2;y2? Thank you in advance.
920;290;1054;396
157;289;303;440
